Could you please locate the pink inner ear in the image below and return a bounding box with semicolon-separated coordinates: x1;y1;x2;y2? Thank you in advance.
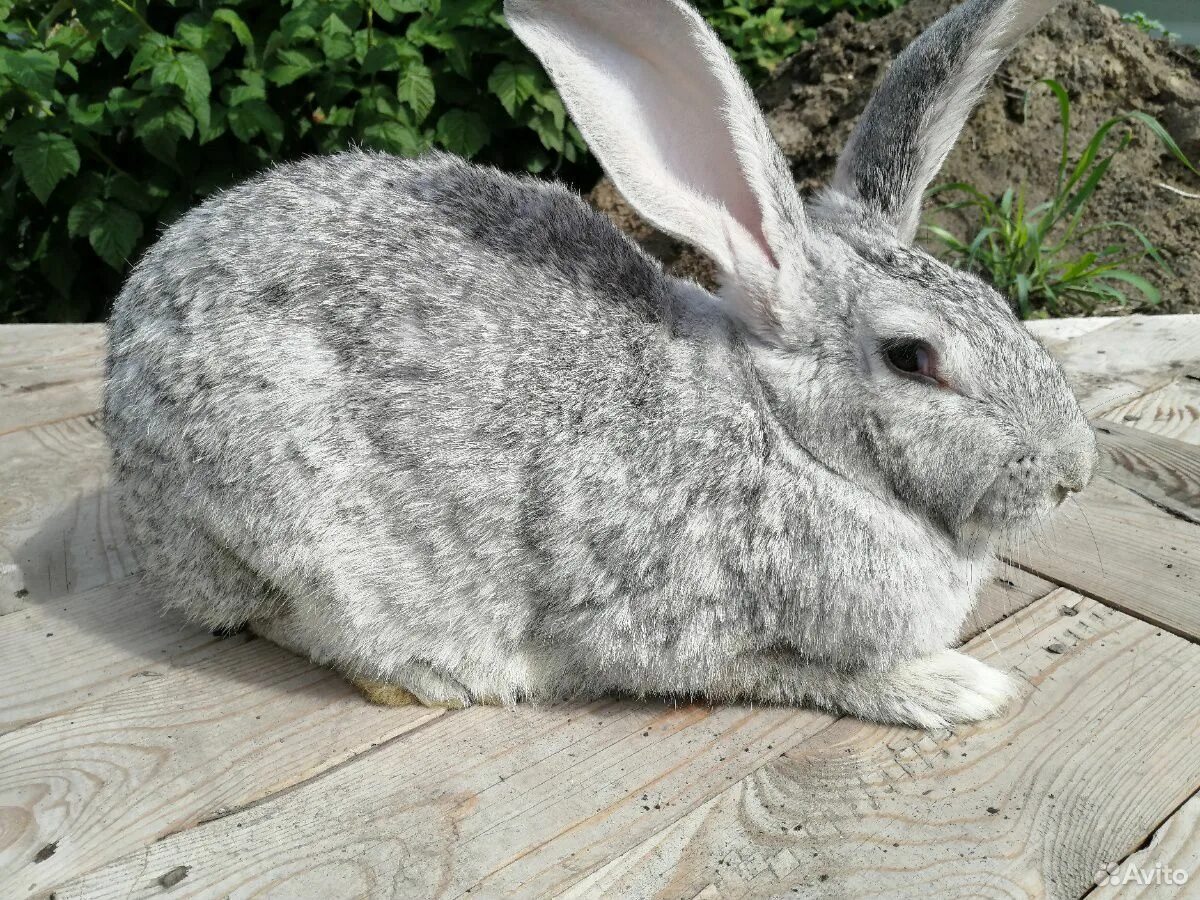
508;0;778;276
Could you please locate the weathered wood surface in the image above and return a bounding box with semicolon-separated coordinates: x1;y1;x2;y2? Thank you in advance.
0;415;132;612
0;318;1198;900
562;594;1200;900
0;636;444;897
1090;792;1200;898
1051;315;1200;414
1094;420;1200;523
0;569;1054;897
1004;476;1199;641
1098;376;1200;446
0;325;105;436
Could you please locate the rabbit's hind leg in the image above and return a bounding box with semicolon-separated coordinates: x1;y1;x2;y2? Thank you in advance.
353;661;472;710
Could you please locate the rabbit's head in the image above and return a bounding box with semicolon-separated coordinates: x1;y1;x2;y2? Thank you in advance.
507;0;1097;546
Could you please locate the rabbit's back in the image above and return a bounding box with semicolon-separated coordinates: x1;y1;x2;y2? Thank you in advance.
104;151;702;641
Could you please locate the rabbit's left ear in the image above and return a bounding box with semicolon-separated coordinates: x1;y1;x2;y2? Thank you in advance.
505;0;810;338
823;0;1058;243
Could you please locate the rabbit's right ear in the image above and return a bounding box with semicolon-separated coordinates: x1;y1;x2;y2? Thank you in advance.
821;0;1059;243
505;0;811;338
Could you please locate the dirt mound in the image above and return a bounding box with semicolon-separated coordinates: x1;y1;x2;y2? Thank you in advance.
591;0;1200;313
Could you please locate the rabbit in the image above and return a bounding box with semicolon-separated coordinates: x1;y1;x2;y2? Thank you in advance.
104;0;1096;730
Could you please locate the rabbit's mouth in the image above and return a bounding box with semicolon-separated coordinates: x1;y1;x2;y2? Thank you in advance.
965;465;1063;547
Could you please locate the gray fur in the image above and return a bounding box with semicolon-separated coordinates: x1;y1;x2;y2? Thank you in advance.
105;0;1090;729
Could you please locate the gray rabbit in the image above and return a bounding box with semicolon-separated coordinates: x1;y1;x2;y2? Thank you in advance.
105;0;1095;728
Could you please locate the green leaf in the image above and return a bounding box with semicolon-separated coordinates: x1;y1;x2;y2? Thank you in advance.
228;81;266;105
320;14;355;61
128;34;173;77
527;107;564;153
88;202;143;270
13;132;80;204
0;48;59;97
227;99;284;147
67;197;104;238
267;48;322;86
407;15;459;51
1101;269;1161;305
212;8;256;63
152;52;212;132
109;173;163;213
397;63;435;122
488;60;537;116
537;89;567;130
100;21;141;58
362;38;422;74
66;95;106;129
362;120;423;155
135;100;195;163
435;108;488;157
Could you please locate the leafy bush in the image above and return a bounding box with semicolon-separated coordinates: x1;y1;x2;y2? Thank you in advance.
2;0;904;322
922;79;1198;319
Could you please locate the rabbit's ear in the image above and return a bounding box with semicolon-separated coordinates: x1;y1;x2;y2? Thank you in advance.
823;0;1057;243
505;0;809;335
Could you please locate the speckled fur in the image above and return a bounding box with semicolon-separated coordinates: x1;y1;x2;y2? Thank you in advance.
105;0;1093;728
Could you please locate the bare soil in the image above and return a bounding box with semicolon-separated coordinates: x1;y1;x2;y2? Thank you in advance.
591;0;1200;314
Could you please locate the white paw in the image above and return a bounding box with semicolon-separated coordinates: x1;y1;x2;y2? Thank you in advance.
888;650;1020;729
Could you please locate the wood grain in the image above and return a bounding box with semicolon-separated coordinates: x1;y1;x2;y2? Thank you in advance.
0;577;215;733
1094;420;1200;524
1025;315;1119;352
0;325;105;435
1052;315;1200;414
560;592;1200;900
37;574;1053;900
1004;477;1200;642
0;415;134;613
1090;792;1200;898
0;637;445;898
1098;377;1200;446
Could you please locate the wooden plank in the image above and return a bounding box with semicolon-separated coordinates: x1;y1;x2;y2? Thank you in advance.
0;638;445;898
0;324;104;369
961;565;1057;642
43;575;1054;900
559;592;1200;900
1052;315;1200;414
0;415;134;613
1097;377;1200;447
1094;420;1200;524
1090;792;1200;897
1004;477;1200;641
0;325;105;435
0;577;215;734
1024;315;1120;350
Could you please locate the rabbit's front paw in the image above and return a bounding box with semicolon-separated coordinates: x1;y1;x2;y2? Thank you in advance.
883;649;1020;730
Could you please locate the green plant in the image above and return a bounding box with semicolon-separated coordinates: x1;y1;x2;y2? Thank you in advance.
1120;11;1177;41
2;0;907;323
922;79;1198;318
0;0;594;321
698;0;901;74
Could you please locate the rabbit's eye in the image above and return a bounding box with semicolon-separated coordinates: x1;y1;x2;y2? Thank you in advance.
882;339;939;384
